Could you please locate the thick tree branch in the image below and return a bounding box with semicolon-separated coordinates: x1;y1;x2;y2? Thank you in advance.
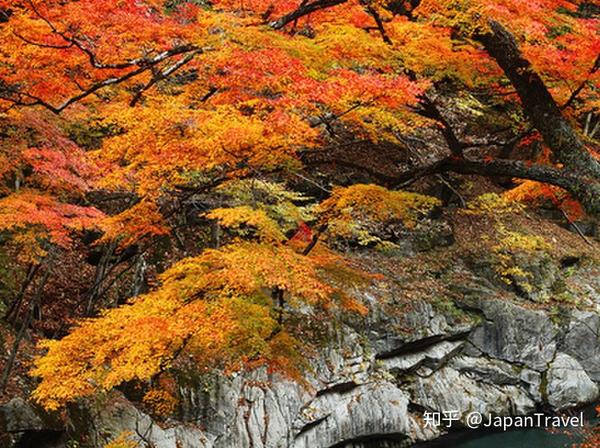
361;1;392;44
561;54;600;110
440;157;600;217
270;0;348;29
306;150;600;216
129;50;199;106
0;45;202;114
416;96;464;157
477;20;600;181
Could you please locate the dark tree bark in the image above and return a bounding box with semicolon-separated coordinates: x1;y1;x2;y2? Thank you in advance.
477;20;600;179
475;20;600;216
442;157;600;214
0;257;53;391
270;0;347;29
306;152;600;215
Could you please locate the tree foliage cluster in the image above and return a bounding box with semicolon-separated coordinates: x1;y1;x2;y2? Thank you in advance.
0;0;598;414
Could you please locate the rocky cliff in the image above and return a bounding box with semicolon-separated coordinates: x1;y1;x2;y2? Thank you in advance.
2;213;600;448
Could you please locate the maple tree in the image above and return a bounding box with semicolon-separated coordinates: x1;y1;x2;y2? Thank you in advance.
0;0;597;412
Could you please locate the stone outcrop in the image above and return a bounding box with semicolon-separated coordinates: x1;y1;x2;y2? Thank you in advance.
546;353;598;410
0;398;63;448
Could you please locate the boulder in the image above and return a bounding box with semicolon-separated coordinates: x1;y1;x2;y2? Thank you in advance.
408;363;536;423
546;353;598;410
461;297;557;371
561;310;600;381
291;382;426;448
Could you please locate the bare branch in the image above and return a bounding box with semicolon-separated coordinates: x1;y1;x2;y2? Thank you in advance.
129;50;199;106
0;46;204;113
361;1;392;44
13;31;73;49
416;95;464;157
270;0;348;29
561;54;600;110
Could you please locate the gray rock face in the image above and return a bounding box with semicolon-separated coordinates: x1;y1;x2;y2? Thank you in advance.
409;363;537;421
291;382;429;448
0;398;64;448
546;353;598;410
382;340;464;374
73;293;598;448
561;310;600;381
0;398;48;433
510;253;558;302
463;297;557;371
464;252;559;302
449;354;544;403
92;397;209;448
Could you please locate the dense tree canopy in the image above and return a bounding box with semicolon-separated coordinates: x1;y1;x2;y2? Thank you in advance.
0;0;598;411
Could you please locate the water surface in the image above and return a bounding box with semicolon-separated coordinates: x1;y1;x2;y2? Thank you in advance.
448;428;577;448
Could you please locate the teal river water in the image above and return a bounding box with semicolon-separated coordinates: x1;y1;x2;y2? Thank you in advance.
444;428;578;448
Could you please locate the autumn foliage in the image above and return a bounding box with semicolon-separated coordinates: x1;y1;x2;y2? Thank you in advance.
0;0;598;415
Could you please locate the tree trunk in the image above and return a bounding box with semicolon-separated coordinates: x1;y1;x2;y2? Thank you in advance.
478;20;600;181
476;20;600;216
0;258;53;391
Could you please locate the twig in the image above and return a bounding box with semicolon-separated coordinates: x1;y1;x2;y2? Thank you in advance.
130;50;199;106
291;171;331;194
559;208;593;247
0;255;54;391
270;0;348;29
